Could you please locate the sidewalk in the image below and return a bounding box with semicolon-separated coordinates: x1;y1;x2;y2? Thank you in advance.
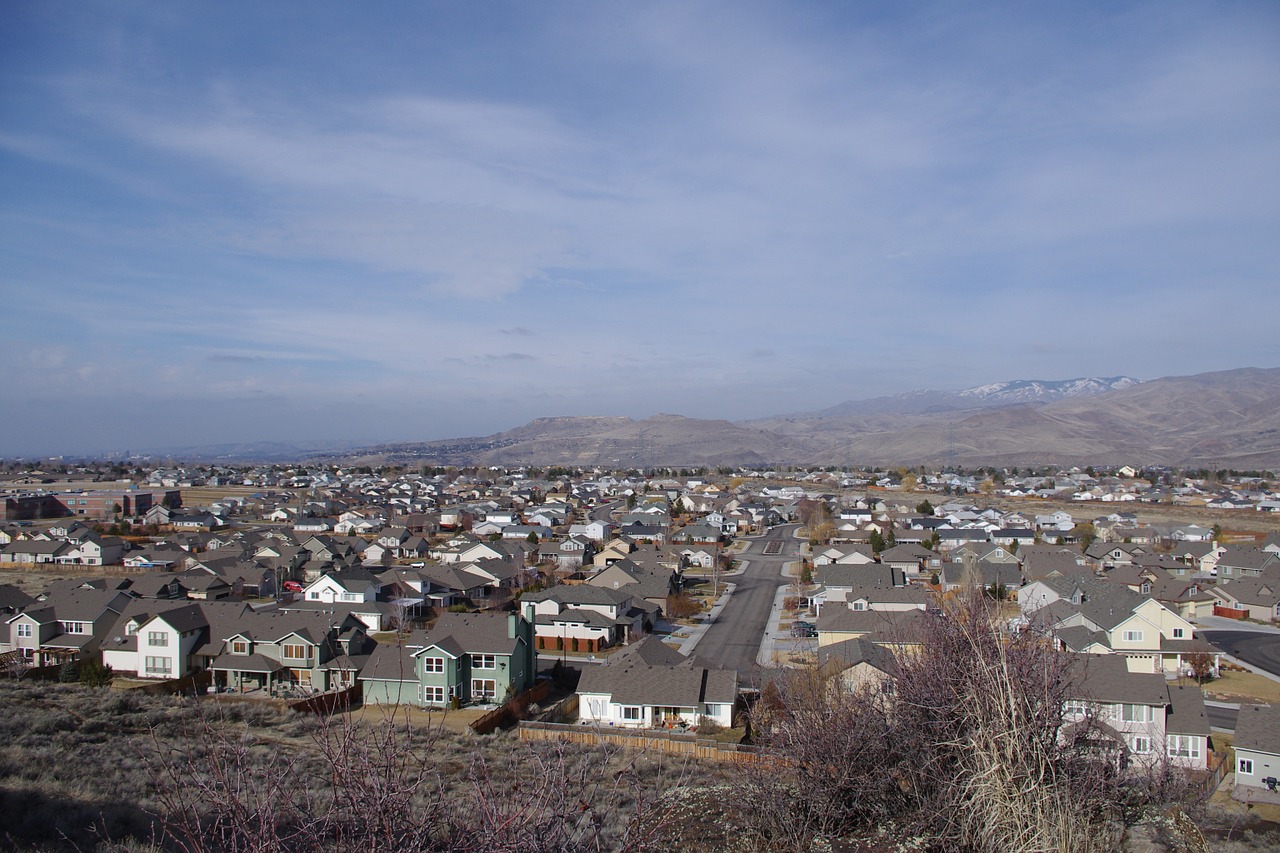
665;582;736;656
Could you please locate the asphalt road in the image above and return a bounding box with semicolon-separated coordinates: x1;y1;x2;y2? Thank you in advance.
692;525;799;676
1202;629;1280;678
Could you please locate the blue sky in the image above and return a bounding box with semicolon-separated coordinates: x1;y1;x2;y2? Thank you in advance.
2;1;1278;456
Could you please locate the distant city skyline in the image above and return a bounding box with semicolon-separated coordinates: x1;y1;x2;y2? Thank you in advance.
3;2;1278;456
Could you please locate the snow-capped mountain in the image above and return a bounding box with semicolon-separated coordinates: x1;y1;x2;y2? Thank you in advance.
957;377;1140;404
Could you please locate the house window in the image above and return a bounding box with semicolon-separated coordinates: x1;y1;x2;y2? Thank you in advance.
1172;628;1185;639
1122;630;1144;643
423;657;444;673
125;623;138;636
1167;736;1201;760
622;706;642;721
308;592;320;600
1121;704;1152;723
421;685;446;705
1239;758;1254;775
471;679;497;700
16;623;32;638
144;656;171;676
1063;700;1088;717
147;631;168;647
61;622;87;635
470;654;496;669
282;644;308;661
1130;736;1151;754
231;640;249;655
851;601;867;611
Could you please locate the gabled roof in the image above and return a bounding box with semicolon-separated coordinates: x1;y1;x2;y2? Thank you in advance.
420;612;524;657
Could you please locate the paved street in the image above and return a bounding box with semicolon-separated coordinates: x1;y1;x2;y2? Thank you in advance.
1202;629;1280;679
691;525;799;677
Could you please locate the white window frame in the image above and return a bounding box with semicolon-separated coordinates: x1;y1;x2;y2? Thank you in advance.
423;656;445;673
1122;630;1144;643
421;685;446;705
622;705;642;721
62;621;87;635
470;654;496;670
1172;628;1185;639
282;643;308;661
1130;735;1151;754
1167;735;1201;760
1239;758;1254;775
471;678;497;700
1121;703;1151;723
16;623;33;638
144;656;172;676
231;640;249;655
148;631;168;647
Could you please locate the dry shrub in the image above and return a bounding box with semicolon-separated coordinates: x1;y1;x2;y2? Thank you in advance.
738;588;1132;852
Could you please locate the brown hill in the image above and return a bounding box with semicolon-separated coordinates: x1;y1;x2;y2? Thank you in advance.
344;367;1280;468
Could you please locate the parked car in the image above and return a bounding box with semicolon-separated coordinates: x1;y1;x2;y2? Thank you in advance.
791;621;817;638
281;581;304;593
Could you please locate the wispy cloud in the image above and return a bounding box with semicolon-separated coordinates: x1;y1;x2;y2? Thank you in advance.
1;1;1276;454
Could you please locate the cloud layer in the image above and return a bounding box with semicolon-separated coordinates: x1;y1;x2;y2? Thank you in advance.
1;1;1277;454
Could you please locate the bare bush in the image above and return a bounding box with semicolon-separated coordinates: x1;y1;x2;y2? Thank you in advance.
147;702;684;853
738;588;1129;852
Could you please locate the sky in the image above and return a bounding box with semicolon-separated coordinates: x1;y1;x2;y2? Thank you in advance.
2;1;1278;456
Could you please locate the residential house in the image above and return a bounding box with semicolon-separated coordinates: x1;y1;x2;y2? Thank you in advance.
209;609;372;694
1233;704;1280;804
301;570;382;604
1024;576;1218;677
575;638;737;729
2;588;133;666
1064;655;1211;771
519;585;656;652
360;612;535;707
1210;573;1280;623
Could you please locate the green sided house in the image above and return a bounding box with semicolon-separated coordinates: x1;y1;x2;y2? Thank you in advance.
360;611;536;708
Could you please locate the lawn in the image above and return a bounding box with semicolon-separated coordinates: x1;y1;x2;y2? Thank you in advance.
1204;670;1280;704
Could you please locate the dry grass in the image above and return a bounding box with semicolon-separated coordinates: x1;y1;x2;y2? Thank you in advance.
0;680;729;852
1204;671;1280;704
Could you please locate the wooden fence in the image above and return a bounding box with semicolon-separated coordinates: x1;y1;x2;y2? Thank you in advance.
1213;605;1248;620
517;720;773;765
470;680;555;734
290;683;362;715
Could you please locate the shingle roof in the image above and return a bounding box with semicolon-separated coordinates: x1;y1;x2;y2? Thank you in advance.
1234;703;1280;756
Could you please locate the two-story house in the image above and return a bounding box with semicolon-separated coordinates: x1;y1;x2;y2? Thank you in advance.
360;612;535;707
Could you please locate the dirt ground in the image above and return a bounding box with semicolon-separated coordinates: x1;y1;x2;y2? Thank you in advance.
0;566;128;596
346;702;493;734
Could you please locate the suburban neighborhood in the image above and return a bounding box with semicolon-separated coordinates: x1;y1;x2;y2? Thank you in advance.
2;458;1280;850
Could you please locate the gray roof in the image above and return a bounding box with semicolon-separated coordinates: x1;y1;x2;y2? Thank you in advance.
1068;655;1168;705
1234;704;1280;756
578;662;737;707
359;641;417;683
1165;684;1209;737
421;612;523;657
818;637;899;676
522;584;631;608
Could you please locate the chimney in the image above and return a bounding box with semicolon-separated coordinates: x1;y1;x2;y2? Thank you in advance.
508;611;518;639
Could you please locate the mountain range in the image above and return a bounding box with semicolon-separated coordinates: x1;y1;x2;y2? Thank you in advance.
327;367;1280;469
